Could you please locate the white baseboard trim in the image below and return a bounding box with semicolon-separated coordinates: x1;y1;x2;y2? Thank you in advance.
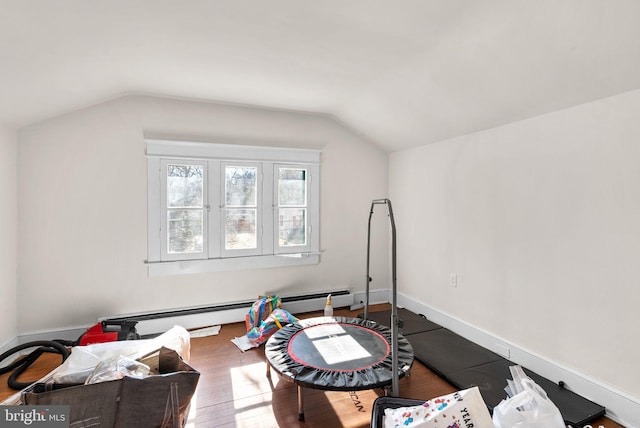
0;336;20;358
351;289;392;310
2;290;356;352
396;291;640;428
102;290;355;336
14;327;88;345
0;327;88;365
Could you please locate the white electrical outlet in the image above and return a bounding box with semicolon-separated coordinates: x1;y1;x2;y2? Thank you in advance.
449;273;458;287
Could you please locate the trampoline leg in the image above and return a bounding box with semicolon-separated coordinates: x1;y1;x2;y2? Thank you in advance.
264;350;271;378
297;385;305;421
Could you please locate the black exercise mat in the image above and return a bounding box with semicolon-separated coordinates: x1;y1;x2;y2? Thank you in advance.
446;359;606;426
361;308;605;425
359;308;443;336
443;358;512;408
409;329;505;377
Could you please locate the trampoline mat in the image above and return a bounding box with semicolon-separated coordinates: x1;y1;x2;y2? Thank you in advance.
446;359;606;426
360;308;442;336
409;329;504;376
265;316;414;391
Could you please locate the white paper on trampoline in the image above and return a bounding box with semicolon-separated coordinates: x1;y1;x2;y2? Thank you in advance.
312;334;372;364
303;323;346;339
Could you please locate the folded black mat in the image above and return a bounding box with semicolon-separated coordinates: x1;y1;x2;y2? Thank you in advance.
361;309;606;426
447;359;606;427
359;308;442;336
409;329;505;376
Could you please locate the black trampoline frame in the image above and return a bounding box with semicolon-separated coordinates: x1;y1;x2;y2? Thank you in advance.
364;198;403;396
265;316;414;421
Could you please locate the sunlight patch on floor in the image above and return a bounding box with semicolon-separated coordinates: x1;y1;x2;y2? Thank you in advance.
230;361;275;403
185;361;290;426
230;361;279;425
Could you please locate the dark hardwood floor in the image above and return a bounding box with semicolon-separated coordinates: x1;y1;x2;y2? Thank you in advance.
0;304;625;427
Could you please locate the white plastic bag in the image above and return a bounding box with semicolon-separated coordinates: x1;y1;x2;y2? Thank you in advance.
492;366;565;428
84;355;151;384
52;325;190;384
383;386;494;428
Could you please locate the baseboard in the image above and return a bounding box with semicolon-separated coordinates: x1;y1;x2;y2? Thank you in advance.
102;290;355;336
0;336;20;360
396;291;640;428
351;289;391;310
0;326;88;364
3;290;354;350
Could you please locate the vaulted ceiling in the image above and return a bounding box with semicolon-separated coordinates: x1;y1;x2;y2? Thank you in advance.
2;1;640;151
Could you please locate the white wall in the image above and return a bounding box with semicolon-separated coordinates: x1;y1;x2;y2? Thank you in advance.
16;95;389;334
390;90;640;400
0;125;18;347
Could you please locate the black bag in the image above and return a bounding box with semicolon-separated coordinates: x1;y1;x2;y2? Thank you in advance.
22;347;199;428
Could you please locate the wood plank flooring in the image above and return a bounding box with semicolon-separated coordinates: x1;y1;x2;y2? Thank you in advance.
0;305;625;427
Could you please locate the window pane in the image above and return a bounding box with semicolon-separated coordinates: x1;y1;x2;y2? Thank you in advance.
168;210;203;253
225;209;257;250
167;164;203;208
279;168;306;206
279;208;306;246
225;166;257;206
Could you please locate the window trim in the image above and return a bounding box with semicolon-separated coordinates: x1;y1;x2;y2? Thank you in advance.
146;139;320;163
161;159;208;261
146;253;321;276
274;163;318;255
220;161;263;258
146;139;321;276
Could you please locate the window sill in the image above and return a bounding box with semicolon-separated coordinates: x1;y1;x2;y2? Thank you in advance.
146;253;320;277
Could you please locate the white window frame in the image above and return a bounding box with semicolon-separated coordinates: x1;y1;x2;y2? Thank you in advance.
220;161;263;258
160;159;208;261
274;163;318;255
146;139;321;276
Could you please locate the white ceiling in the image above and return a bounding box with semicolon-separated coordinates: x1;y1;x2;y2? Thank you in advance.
2;0;640;151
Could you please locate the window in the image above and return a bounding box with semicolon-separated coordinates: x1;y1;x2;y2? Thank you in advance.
146;139;320;276
163;161;206;260
222;162;261;256
277;166;308;249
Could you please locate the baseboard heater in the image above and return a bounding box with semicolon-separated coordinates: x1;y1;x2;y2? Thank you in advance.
102;289;353;337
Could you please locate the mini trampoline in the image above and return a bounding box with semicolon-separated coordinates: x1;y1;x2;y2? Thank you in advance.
265;316;414;420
